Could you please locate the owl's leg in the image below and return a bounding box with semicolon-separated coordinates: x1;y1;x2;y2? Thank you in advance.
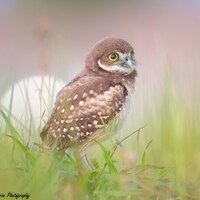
82;154;96;170
72;147;96;174
71;148;83;176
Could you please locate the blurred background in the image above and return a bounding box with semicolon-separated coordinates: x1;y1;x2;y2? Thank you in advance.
0;0;199;129
0;1;200;198
0;0;200;128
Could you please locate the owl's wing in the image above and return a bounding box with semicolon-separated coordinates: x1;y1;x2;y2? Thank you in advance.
41;75;128;150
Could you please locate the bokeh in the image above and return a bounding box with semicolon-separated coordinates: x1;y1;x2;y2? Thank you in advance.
0;1;200;199
0;0;199;122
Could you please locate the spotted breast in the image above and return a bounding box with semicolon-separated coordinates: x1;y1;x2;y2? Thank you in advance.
40;37;137;152
41;75;128;151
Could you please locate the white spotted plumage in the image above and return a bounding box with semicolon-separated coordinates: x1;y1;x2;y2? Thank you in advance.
41;37;137;151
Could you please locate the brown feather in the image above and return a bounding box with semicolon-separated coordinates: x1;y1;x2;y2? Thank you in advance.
40;37;137;151
41;74;129;150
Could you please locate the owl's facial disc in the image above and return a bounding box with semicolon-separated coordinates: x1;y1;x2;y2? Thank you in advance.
98;51;136;75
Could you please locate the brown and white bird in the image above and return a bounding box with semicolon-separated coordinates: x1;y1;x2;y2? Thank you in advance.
41;37;137;152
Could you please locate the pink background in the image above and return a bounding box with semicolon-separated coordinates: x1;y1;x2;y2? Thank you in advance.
0;1;199;125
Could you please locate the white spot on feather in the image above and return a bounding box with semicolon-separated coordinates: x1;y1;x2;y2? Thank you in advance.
57;106;60;110
65;119;72;123
67;134;73;139
76;126;80;131
86;132;90;136
79;101;84;106
70;127;74;131
61;108;65;113
73;94;78;100
93;120;98;125
70;105;74;110
63;128;67;133
82;92;87;98
89;90;94;95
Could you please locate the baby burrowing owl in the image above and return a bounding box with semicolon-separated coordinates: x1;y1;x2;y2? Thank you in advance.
41;37;137;152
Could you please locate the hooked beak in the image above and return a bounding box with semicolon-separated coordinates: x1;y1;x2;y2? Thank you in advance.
127;57;136;69
120;57;136;74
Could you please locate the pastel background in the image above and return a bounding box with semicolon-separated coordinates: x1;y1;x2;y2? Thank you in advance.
0;1;200;199
0;0;199;128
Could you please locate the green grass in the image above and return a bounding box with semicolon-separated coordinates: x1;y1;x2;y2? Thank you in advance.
0;70;199;200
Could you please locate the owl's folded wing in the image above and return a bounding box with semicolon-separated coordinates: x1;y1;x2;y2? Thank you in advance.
41;75;128;150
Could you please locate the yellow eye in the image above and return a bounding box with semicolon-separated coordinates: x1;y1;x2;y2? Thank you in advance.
108;53;119;62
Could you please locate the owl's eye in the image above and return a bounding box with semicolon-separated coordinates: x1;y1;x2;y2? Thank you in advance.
108;53;119;62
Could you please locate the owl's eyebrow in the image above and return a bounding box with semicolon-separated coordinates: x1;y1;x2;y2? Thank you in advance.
116;51;129;59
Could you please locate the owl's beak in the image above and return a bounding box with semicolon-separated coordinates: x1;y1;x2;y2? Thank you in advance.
122;57;136;74
127;57;136;69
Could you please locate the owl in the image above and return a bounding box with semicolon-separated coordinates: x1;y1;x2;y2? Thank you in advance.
41;37;137;152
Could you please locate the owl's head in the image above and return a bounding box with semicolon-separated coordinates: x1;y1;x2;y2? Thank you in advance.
85;37;136;75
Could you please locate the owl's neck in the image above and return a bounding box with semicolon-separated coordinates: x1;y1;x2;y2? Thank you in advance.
82;67;137;91
113;70;137;91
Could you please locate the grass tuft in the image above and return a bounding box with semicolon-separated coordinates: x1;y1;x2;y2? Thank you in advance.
0;69;199;199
